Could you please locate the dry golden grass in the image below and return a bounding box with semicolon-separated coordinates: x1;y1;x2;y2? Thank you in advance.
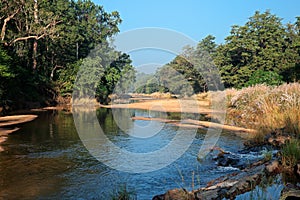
219;83;300;140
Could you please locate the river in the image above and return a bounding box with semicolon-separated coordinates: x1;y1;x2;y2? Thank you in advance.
0;108;247;199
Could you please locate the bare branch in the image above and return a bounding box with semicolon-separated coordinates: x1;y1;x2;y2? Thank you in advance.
8;20;63;45
1;8;20;41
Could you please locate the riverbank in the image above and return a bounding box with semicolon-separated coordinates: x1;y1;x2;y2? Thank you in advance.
149;83;300;199
0;115;38;152
101;98;214;114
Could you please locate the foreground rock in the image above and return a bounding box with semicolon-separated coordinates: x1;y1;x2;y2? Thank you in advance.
280;183;300;200
152;160;282;200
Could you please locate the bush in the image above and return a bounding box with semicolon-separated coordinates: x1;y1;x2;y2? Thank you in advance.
281;139;300;168
246;70;283;87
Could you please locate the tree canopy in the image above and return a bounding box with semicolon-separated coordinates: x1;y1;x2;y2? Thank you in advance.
0;0;133;108
215;10;300;88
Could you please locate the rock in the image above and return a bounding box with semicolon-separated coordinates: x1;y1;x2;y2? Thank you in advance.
280;183;300;200
214;153;240;167
153;189;195;200
196;189;221;200
268;136;291;147
213;152;251;169
153;161;275;200
265;160;281;175
152;194;165;200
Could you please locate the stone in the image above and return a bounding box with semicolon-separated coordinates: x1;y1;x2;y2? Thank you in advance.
280;184;300;200
153;189;195;200
265;160;281;175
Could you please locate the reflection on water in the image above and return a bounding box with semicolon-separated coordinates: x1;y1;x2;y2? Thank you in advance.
0;108;246;199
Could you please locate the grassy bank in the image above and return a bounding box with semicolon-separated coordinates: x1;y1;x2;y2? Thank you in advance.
206;83;300;168
200;83;300;136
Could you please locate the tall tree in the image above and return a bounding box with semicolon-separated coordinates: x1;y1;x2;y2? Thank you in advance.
215;10;292;88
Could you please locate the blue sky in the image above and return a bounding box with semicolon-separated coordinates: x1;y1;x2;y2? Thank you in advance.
94;0;299;73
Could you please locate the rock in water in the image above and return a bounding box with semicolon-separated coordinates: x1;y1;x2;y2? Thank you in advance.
265;160;281;175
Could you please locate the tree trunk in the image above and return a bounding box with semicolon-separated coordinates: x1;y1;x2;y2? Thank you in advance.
32;0;38;70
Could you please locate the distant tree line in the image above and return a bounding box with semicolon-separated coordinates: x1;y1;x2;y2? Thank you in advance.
139;11;300;95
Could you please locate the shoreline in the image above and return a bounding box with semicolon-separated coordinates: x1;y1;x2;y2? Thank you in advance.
0;114;38;152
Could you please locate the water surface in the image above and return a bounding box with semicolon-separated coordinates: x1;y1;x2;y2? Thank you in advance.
0;108;246;199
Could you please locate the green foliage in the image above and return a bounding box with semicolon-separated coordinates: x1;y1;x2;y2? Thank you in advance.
57;61;81;97
110;184;136;200
215;10;300;88
0;0;122;107
263;151;273;162
154;35;218;96
68;44;136;104
95;50;136;104
281;139;300;168
134;73;167;94
246;70;283;87
0;46;14;102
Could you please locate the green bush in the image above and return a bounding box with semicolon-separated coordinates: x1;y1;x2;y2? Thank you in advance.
246;70;283;87
281;139;300;168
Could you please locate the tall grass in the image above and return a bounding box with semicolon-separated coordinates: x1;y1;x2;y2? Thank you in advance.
223;83;300;139
281;139;300;168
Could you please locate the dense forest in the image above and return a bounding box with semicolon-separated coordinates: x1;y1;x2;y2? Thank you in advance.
0;0;134;111
0;0;299;111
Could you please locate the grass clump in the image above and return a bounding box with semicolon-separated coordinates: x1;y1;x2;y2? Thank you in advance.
281;139;300;168
110;184;136;200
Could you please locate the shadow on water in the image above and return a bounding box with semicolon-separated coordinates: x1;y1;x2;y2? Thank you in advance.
0;108;250;199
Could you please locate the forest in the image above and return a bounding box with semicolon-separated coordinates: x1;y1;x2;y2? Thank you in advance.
1;0;300;111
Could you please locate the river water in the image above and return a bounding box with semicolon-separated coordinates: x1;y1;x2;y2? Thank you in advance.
0;108;247;199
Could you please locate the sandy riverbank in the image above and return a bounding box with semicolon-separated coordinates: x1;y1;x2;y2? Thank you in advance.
101;98;218;114
0;115;38;151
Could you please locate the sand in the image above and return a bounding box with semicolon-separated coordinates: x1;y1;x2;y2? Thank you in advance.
101;99;219;114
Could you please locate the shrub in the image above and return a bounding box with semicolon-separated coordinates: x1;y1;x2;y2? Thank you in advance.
245;70;283;87
281;139;300;168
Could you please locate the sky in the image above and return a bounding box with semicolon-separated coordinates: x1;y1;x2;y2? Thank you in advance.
94;0;300;73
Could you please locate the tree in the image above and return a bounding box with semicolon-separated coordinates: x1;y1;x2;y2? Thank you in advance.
215;10;293;88
155;35;218;95
282;17;300;82
0;0;123;107
0;46;14;100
